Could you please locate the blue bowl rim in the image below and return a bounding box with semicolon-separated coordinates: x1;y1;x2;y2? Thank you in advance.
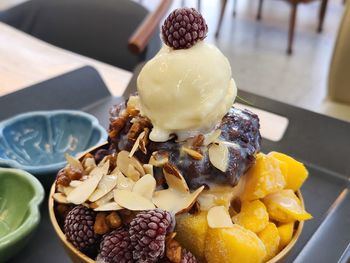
0;168;44;253
0;110;107;174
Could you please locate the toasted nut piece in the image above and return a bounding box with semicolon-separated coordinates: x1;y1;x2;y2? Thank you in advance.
114;189;155;210
126;164;141;181
207;206;234;228
53;193;69;204
127;107;140;117
163;163;189;193
94;202;123;211
119;210;137;224
182;147;203;160
208;142;229;172
166;238;182;263
127;117;151;141
65;164;84;181
117;150;145;177
143;164;154;176
67;161;109;205
56;204;72;219
192;134;205;148
149;151;169;167
132;174;156;200
94;212;110;235
109;116;127;140
56;169;70;187
106;212;122;229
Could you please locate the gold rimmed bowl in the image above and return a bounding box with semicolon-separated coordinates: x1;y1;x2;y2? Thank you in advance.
48;143;304;263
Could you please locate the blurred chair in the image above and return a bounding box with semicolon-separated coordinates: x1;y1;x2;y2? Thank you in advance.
328;3;350;105
0;0;172;71
317;3;350;122
216;0;329;54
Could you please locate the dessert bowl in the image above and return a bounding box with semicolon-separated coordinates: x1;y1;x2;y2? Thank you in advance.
48;7;311;263
0;110;107;175
0;168;44;262
48;143;305;263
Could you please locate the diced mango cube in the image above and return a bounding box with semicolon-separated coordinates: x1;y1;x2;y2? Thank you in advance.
268;152;308;190
205;225;266;263
258;222;280;261
263;189;312;223
277;222;295;249
241;153;286;201
232;200;269;233
175;212;208;261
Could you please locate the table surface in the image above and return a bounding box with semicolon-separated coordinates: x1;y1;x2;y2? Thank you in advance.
0;22;132;97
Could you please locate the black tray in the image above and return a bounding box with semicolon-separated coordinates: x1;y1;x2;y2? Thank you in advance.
1;66;349;263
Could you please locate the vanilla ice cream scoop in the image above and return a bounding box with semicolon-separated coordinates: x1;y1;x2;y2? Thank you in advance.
137;42;237;142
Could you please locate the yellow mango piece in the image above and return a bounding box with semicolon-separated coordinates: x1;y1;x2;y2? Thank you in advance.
175;212;208;261
232;200;269;233
263;189;312;223
241;153;286;201
269;152;308;190
277;222;295;249
258;222;280;261
205;225;266;263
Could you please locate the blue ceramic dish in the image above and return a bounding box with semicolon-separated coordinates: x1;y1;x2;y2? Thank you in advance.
0;168;44;262
0;110;107;175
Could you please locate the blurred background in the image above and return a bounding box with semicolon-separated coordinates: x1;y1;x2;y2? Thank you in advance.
0;0;349;121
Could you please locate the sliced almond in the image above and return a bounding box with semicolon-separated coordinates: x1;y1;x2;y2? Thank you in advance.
116;172;135;191
62;186;74;195
207;206;233;228
82;157;96;173
163;163;189;193
132;174;156;200
111;166;121;175
139;128;149;154
127;164;141;181
143;164;153;176
90;190;114;209
182;147;203;160
129;131;145;158
94;201;123;211
149;151;169;167
204;129;221;146
98;156;110;167
152;186;204;214
65;153;83;171
114;189;155;210
53;193;69;204
89;174;118;202
69;180;83;188
67;161;109;205
117;150;145;177
208;142;229;172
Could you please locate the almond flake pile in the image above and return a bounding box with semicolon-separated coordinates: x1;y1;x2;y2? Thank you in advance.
54;150;204;214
